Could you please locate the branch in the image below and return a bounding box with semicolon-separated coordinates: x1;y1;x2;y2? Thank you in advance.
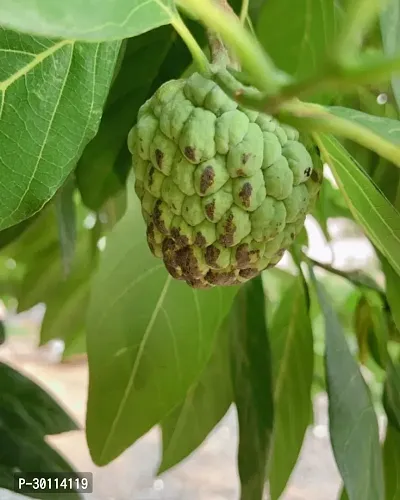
307;257;385;296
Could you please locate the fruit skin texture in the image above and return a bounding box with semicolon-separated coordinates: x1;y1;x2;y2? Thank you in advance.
128;72;322;288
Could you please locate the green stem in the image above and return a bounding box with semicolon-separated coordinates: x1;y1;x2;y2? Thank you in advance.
307;257;385;296
278;100;400;168
240;0;249;24
176;0;284;92
334;0;387;60
272;55;400;104
171;15;211;76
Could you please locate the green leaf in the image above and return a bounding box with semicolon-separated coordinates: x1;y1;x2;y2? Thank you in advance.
363;290;389;369
382;258;400;334
16;223;93;313
268;278;314;500
327;106;400;149
383;425;400;500
55;176;77;276
315;134;400;278
383;357;400;433
0;0;175;41
230;276;273;500
63;330;87;360
76;27;178;211
0;361;78;435
159;322;232;473
257;0;338;101
40;280;90;347
86;191;238;466
381;0;400;112
0;363;81;498
0;28;120;230
309;266;384;500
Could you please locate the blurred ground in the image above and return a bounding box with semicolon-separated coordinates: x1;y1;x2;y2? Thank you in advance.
0;211;385;500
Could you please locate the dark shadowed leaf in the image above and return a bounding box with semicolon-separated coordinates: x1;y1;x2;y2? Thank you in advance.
363;290;389;370
0;0;175;41
309;266;384;500
230;275;273;500
159;322;232;473
0;28;120;230
0;362;80;498
0;361;78;435
383;425;400;500
383;357;400;433
316;134;400;277
382;258;400;334
380;0;400;111
268;278;314;500
77;27;180;211
86;186;238;465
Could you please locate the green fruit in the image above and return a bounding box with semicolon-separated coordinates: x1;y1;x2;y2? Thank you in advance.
128;72;322;288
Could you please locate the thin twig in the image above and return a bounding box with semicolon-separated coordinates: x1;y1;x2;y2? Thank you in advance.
307;256;385;296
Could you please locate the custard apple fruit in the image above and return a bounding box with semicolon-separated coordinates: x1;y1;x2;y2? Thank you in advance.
128;72;322;288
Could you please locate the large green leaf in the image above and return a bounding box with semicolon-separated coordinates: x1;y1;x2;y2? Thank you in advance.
86;189;238;465
159;322;232;473
383;425;400;500
315;134;400;278
0;28;120;230
0;0;175;41
257;0;338;101
268;278;314;500
230;276;273;500
381;0;400;112
309;267;384;500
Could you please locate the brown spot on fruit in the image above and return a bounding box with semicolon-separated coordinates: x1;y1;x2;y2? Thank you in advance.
165;263;182;280
290;232;295;239
199;166;215;195
171;227;189;247
146;222;155;244
238;182;252;208
195;232;207;247
205;270;236;285
235;244;251;268
205;245;221;267
205;200;216;220
241;153;251;164
239;268;259;279
219;212;235;247
155;148;164;169
236;168;245;176
162;238;178;267
185;146;196;162
175;246;202;278
153;200;168;234
148;166;155;187
186;277;211;289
